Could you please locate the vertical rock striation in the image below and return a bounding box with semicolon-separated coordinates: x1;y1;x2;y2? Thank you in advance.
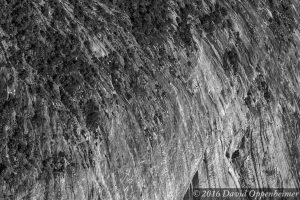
0;0;299;199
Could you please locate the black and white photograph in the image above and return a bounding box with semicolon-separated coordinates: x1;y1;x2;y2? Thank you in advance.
0;0;299;199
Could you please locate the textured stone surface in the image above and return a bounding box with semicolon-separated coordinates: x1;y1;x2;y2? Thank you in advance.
0;0;299;199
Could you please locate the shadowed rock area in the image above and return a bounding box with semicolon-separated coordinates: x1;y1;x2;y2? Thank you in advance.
0;0;300;199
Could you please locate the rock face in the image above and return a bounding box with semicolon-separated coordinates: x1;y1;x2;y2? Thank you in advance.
0;0;300;199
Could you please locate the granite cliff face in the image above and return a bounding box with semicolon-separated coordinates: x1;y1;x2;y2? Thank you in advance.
0;0;300;199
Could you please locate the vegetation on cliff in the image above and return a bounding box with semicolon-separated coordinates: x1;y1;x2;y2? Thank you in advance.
0;0;299;199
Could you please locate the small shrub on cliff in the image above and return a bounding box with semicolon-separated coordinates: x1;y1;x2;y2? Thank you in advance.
222;47;239;75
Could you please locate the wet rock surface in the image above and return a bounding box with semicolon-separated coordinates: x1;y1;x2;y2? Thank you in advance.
0;0;300;199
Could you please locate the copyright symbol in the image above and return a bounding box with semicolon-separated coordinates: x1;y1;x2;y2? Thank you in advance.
193;189;201;197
